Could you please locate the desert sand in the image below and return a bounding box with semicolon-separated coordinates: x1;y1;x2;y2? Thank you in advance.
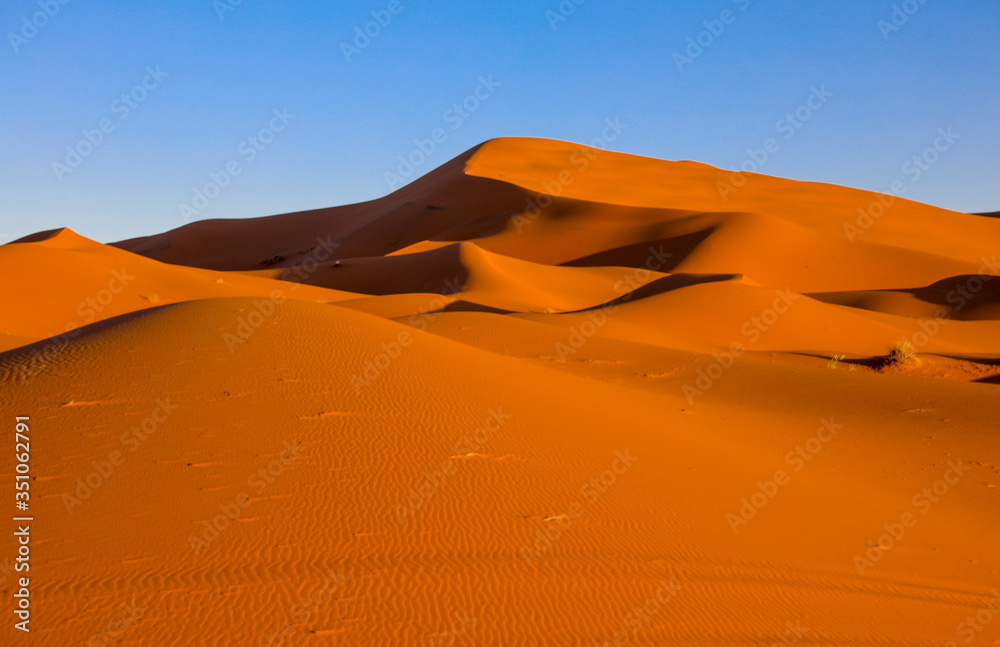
2;137;998;645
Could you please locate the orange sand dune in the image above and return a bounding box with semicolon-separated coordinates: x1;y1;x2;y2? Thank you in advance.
113;149;530;271
117;139;1000;280
2;137;998;645
465;138;999;267
0;228;357;351
248;241;666;314
2;298;998;645
810;276;1000;321
510;278;1000;356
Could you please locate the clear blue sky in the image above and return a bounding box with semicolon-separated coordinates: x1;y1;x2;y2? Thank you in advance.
1;0;998;243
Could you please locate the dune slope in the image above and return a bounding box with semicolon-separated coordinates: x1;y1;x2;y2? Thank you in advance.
1;298;998;645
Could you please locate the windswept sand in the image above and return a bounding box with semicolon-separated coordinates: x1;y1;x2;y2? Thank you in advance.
2;138;999;645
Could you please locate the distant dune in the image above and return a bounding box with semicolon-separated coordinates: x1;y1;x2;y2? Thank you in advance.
2;138;998;645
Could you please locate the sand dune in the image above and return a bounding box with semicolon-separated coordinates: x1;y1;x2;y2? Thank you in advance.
2;137;998;645
0;228;357;352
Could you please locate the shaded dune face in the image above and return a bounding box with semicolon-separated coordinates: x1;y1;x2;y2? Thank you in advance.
2;137;999;645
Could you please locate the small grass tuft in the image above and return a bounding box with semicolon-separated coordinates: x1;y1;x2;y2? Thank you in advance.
869;338;918;370
887;339;917;364
827;354;846;369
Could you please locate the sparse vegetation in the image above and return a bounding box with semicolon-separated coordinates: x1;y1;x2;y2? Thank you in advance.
887;339;917;365
869;338;918;370
144;293;161;303
827;354;846;369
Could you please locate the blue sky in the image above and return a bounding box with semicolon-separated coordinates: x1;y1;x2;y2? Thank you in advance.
1;0;997;243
